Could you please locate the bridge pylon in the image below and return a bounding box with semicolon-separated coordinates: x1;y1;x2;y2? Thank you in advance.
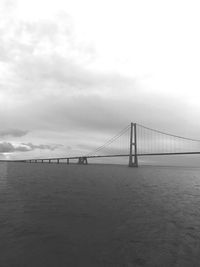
129;122;138;167
78;157;88;165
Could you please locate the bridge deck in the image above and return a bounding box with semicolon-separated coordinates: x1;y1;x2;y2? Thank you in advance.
2;151;200;163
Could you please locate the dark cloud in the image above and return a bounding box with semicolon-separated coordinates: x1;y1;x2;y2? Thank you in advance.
0;80;191;140
0;129;28;137
0;50;139;134
0;142;29;153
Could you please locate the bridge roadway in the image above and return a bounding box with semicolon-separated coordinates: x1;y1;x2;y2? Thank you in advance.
2;151;200;164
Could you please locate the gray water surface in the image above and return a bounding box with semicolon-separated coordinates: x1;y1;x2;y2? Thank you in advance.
1;163;200;266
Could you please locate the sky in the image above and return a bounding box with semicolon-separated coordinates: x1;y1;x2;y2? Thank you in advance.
1;0;200;161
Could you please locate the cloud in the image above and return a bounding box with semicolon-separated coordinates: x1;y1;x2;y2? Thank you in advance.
1;0;200;162
0;43;139;133
0;9;93;65
0;142;62;153
0;142;29;153
22;143;62;151
0;2;138;139
0;129;28;137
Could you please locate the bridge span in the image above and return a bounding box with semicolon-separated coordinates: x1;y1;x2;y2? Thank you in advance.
5;122;200;167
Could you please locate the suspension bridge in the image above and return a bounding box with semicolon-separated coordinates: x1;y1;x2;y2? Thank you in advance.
6;122;200;167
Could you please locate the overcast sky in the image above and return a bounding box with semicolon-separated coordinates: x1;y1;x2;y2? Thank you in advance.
1;0;200;160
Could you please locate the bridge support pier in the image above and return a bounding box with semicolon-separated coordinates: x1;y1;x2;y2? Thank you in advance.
129;122;138;167
67;158;69;164
78;157;88;165
57;159;59;164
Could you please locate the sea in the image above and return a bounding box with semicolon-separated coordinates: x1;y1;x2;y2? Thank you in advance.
0;162;200;266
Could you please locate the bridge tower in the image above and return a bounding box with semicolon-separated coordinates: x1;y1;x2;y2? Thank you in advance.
78;157;88;165
129;122;138;167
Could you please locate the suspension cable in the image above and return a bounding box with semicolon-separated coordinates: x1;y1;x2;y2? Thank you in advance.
137;123;200;142
86;124;130;156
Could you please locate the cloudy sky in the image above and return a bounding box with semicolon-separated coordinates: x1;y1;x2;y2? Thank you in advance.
1;0;200;160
